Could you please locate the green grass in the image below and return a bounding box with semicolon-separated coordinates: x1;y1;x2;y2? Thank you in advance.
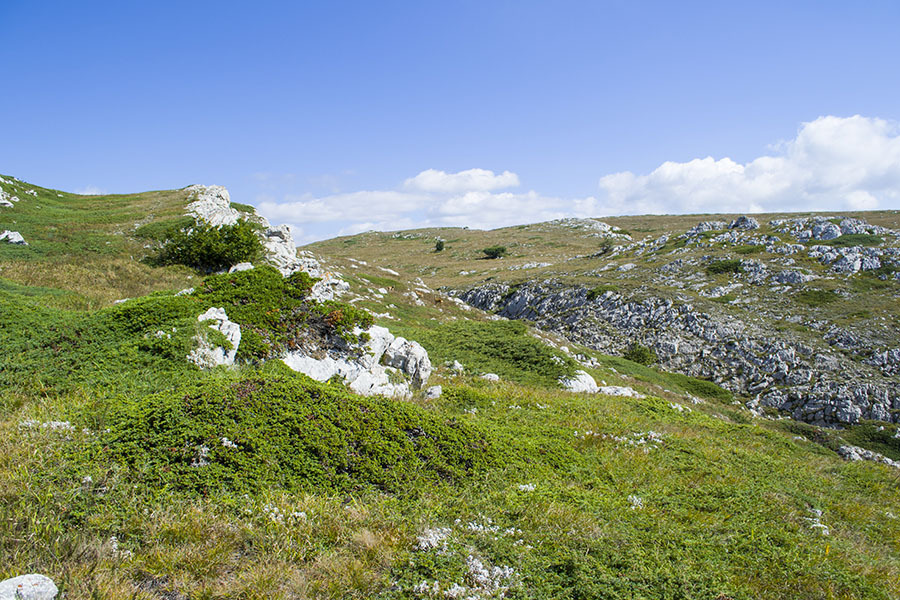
393;319;579;388
795;289;839;307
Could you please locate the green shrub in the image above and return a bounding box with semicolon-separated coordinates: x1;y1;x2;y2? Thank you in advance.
435;240;445;252
821;234;883;248
734;244;764;255
103;373;500;494
152;218;264;273
586;285;618;301
706;259;743;275
666;373;732;401
482;245;507;259
623;342;657;366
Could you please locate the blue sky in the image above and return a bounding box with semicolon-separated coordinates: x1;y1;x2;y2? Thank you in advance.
2;1;899;243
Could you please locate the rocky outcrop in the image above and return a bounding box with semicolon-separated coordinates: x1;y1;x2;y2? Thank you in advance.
0;230;26;245
184;185;348;296
187;307;241;369
282;325;432;399
456;281;899;426
0;185;20;208
838;444;900;469
0;574;58;600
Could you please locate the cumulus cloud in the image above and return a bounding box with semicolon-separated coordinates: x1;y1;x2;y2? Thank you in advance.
75;185;107;195
404;168;520;193
254;116;900;244
598;115;900;214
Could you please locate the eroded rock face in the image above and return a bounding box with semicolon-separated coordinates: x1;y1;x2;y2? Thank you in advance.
187;307;241;369
0;574;58;600
185;185;241;226
282;325;432;399
456;281;899;426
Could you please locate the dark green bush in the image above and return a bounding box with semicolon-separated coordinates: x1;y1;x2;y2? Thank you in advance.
482;245;507;259
103;373;500;494
820;234;883;248
623;342;657;366
706;259;743;275
153;218;264;273
435;240;445;252
586;285;618;301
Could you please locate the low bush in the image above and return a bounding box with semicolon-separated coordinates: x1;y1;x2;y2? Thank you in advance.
482;245;507;259
821;234;883;248
623;342;657;366
706;259;743;275
103;373;500;494
152;218;264;273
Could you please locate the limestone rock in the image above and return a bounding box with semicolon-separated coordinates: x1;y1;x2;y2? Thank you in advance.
228;262;254;273
0;574;59;600
481;373;500;382
0;230;26;245
282;325;432;399
598;386;645;398
560;370;599;393
184;185;241;226
729;216;760;230
187;308;241;369
424;385;443;399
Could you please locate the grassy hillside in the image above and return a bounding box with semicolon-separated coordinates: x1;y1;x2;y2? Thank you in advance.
1;177;899;598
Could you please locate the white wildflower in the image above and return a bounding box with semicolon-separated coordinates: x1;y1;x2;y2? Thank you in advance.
221;437;238;449
416;527;452;551
517;483;536;492
628;495;644;510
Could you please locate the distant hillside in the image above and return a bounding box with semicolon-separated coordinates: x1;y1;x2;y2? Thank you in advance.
1;176;898;599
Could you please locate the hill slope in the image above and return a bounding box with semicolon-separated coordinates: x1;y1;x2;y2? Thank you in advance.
1;177;898;599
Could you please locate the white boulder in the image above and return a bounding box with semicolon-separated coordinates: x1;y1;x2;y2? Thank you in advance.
560;370;599;393
425;385;443;399
187;307;241;369
0;230;26;245
481;373;500;382
0;574;58;600
282;325;432;399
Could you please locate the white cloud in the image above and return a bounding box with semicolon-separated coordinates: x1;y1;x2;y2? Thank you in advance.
404;168;520;193
75;185;107;195
253;117;900;244
598;115;900;214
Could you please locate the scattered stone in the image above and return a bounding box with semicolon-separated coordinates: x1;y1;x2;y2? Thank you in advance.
424;385;442;399
481;373;500;382
598;385;645;398
837;445;900;469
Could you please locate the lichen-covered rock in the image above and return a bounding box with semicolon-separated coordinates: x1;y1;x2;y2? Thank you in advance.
0;574;58;600
598;385;645;398
187;307;241;369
